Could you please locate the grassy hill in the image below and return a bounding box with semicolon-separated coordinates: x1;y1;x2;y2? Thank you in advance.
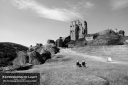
11;46;128;85
0;42;28;67
67;30;128;47
72;45;128;62
68;35;128;47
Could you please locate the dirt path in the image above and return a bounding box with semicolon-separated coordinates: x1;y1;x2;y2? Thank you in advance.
61;48;128;65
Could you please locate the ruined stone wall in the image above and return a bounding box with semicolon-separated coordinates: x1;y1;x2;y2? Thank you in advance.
78;22;84;39
70;20;88;40
70;21;76;40
84;21;88;35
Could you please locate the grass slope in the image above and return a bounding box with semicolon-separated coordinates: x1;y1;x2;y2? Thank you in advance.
72;45;128;61
68;31;128;47
11;46;128;85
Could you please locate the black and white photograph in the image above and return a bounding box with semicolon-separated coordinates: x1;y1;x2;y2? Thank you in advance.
0;0;128;85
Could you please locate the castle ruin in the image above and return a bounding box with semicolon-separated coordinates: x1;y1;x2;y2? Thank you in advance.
70;20;87;40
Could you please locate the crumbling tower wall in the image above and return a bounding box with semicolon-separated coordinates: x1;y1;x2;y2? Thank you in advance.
70;21;79;40
70;20;88;40
78;20;84;39
84;21;88;35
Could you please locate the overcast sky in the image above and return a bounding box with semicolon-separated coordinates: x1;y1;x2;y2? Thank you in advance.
0;0;128;46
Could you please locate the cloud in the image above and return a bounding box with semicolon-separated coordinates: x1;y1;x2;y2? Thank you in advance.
63;1;94;15
111;0;128;10
84;1;94;9
10;0;83;22
69;1;94;9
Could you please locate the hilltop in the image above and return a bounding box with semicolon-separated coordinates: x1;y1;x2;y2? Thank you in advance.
67;29;128;48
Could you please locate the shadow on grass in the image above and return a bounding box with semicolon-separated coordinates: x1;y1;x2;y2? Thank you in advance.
16;65;33;71
46;54;72;63
55;55;65;58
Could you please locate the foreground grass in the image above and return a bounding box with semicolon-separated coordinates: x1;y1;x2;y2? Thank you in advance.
11;47;128;85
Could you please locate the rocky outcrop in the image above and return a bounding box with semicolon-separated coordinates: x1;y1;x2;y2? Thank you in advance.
44;44;60;54
12;51;28;66
40;49;51;61
27;51;42;65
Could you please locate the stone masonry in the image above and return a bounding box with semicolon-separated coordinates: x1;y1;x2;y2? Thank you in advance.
70;20;87;40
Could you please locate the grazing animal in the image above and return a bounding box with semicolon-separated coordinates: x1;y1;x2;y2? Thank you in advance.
76;60;82;67
81;61;86;67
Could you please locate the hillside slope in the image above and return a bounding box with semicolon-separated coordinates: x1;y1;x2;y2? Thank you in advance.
72;45;128;61
0;42;28;67
67;29;128;47
12;47;128;85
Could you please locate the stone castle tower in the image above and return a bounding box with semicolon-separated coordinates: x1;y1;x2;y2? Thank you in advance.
70;20;87;40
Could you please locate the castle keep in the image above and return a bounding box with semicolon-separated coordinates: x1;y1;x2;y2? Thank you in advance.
70;20;87;40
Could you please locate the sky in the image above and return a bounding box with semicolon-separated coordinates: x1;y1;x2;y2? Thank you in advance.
0;0;128;47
